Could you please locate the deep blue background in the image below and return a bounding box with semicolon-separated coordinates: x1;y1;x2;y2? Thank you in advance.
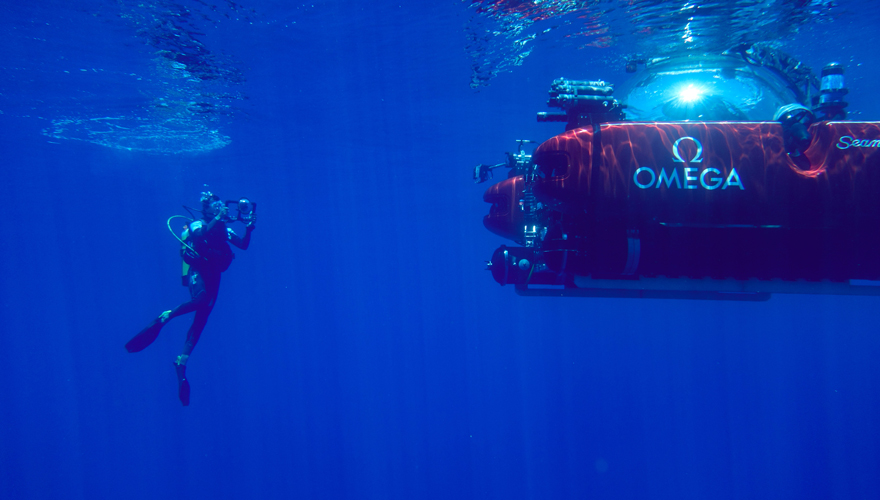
2;1;880;499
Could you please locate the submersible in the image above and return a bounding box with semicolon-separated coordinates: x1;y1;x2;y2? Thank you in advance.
474;49;880;300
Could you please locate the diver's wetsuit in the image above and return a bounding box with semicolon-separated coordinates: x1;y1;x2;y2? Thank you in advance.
168;265;222;357
126;209;253;406
169;216;235;357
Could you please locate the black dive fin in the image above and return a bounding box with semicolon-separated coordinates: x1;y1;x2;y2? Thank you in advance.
175;363;190;406
125;319;164;353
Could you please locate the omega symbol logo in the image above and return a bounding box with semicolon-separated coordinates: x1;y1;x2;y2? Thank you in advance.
672;136;703;163
632;134;743;191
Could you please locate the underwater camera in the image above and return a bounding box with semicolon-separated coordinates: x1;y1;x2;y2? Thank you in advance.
198;189;256;223
231;197;256;224
215;197;257;223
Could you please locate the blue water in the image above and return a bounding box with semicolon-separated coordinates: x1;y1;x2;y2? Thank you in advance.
2;1;880;499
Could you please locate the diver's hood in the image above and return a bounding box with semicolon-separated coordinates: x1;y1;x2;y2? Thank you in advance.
619;54;801;121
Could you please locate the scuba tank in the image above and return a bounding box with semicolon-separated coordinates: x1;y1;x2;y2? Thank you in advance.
180;225;193;286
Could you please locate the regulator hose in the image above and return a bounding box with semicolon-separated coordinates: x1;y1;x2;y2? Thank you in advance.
166;215;200;258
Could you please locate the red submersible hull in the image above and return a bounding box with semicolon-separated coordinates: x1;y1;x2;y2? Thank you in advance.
483;121;880;299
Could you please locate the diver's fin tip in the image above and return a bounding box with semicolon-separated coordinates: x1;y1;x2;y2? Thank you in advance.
124;319;165;353
175;362;191;406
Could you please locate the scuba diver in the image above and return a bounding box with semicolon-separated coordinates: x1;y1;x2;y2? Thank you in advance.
125;191;256;406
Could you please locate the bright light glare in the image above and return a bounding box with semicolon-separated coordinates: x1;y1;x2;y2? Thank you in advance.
678;84;702;103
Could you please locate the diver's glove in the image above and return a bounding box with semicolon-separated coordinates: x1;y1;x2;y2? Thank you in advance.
246;213;257;230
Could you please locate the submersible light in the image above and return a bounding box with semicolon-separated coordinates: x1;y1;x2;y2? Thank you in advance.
677;83;704;103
